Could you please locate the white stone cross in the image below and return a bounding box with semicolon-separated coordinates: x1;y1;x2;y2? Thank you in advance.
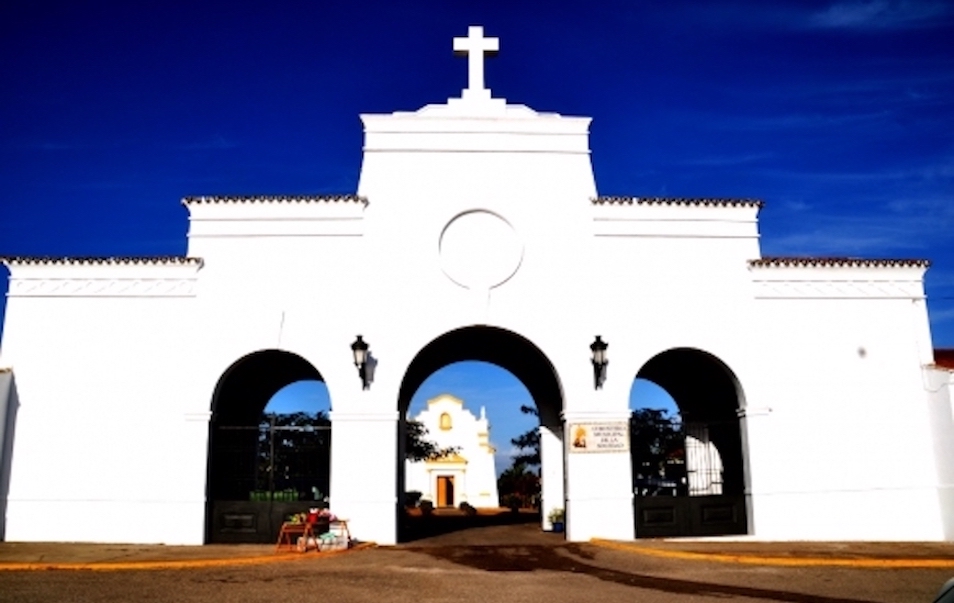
453;26;498;95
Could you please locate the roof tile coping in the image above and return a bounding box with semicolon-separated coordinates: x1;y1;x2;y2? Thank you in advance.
750;257;930;269
934;349;954;370
1;257;203;267
182;194;367;206
593;196;763;208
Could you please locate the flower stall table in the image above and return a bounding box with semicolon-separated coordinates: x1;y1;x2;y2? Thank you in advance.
317;520;351;551
275;522;316;553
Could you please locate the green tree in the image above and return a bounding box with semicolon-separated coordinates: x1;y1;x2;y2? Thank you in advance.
509;405;540;467
497;461;539;509
497;405;541;509
629;408;684;489
405;419;459;462
257;411;331;499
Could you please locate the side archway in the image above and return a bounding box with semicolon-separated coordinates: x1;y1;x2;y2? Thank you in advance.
630;347;749;537
205;349;331;543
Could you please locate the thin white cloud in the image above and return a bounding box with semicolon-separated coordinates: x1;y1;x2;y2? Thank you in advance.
772;71;954;109
886;195;954;214
717;110;893;133
781;199;813;212
767;228;916;256
757;159;954;185
809;0;952;29
925;268;954;290
492;445;531;476
648;1;950;33
679;153;774;167
765;196;953;256
494;445;521;459
929;306;954;323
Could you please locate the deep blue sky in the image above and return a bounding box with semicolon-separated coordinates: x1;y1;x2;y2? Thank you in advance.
2;1;953;471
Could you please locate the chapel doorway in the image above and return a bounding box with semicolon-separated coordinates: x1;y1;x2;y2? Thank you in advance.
397;326;565;543
437;476;455;507
629;348;749;538
205;349;332;544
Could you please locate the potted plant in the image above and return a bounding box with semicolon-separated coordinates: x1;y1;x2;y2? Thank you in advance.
419;498;434;516
548;507;565;533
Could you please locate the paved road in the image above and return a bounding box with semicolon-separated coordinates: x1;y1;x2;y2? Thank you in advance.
1;526;951;603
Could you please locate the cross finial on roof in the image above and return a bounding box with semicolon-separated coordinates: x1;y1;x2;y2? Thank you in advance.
453;26;498;97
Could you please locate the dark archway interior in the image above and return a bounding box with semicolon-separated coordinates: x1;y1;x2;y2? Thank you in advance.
636;348;745;496
211;350;323;426
206;350;326;543
637;349;739;423
399;326;563;428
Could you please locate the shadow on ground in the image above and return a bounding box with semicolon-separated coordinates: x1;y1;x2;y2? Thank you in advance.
398;508;541;543
417;543;882;603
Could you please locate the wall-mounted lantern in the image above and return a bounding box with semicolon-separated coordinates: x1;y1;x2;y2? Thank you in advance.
351;335;373;389
590;335;608;389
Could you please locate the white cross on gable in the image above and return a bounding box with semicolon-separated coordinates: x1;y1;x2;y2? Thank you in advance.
453;26;499;95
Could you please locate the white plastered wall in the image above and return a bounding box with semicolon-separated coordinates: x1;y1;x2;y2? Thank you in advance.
0;368;14;541
923;366;954;540
0;80;951;546
183;198;385;543
347;97;639;543
584;200;764;541
0;261;208;544
742;263;950;540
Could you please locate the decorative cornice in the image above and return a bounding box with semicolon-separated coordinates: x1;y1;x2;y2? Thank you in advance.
182;194;367;206
426;452;468;465
750;257;929;269
3;257;202;298
592;196;763;208
751;256;928;299
752;280;925;300
8;278;199;298
1;256;202;267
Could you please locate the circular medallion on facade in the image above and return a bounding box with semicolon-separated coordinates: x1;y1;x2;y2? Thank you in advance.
439;210;523;290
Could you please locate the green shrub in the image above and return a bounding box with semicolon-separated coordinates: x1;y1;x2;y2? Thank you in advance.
419;500;434;515
404;491;423;508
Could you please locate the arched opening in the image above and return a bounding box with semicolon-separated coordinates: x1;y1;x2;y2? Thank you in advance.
397;326;565;543
205;349;331;544
629;347;749;538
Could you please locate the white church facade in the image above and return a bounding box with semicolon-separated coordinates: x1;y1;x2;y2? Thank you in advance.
0;26;952;545
404;394;499;509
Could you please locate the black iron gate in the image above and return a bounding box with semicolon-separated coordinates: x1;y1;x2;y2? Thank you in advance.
634;494;747;537
207;413;330;543
632;417;747;538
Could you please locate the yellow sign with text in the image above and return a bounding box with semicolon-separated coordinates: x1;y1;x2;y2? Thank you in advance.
568;421;629;453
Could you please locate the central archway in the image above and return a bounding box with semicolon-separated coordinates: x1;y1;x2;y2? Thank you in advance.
397;326;565;542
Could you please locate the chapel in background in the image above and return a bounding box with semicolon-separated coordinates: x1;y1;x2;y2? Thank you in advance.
405;395;499;509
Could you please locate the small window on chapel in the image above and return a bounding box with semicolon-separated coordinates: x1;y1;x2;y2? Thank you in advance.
439;412;452;431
